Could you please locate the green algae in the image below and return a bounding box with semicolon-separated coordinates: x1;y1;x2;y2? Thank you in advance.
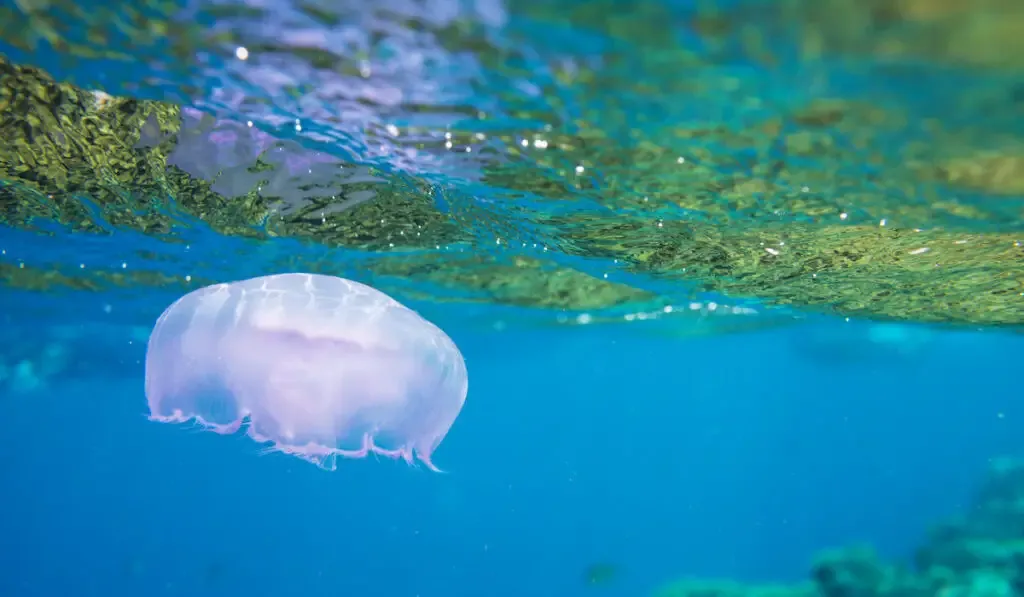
522;0;1024;70
0;56;467;248
551;217;1024;325
366;252;657;310
0;261;211;293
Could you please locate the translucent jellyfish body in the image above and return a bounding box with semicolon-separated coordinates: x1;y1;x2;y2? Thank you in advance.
144;273;468;470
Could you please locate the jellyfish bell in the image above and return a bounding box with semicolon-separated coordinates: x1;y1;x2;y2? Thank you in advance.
144;273;468;471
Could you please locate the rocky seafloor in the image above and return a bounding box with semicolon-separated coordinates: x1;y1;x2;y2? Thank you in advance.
656;457;1024;597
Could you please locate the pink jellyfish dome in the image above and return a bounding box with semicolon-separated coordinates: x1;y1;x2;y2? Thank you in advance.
144;273;468;471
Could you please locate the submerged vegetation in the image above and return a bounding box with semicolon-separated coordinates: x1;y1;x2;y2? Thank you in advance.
1;0;1023;326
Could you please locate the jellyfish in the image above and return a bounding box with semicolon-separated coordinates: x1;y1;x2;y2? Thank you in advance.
144;273;468;471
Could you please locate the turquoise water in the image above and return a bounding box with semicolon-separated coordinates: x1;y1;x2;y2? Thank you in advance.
2;0;1023;596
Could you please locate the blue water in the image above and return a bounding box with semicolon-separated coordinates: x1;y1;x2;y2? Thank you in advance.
2;0;1024;596
2;302;1020;596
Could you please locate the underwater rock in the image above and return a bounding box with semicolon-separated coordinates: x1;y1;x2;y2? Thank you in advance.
916;458;1024;579
811;546;936;597
655;458;1024;597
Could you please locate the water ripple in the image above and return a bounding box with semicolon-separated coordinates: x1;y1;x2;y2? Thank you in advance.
2;0;1024;327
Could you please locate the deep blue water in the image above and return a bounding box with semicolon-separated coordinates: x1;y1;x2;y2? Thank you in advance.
2;0;1024;596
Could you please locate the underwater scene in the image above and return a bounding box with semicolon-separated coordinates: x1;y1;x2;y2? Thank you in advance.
1;0;1023;596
